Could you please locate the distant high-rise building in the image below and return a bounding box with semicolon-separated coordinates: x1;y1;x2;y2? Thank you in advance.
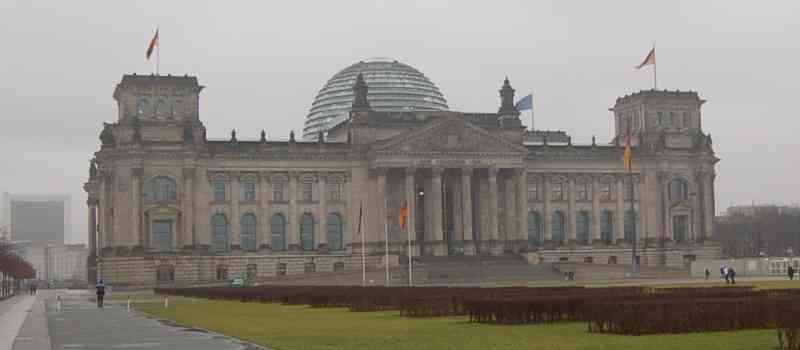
1;193;70;244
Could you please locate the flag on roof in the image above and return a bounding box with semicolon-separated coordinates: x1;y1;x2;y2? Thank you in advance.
515;94;533;111
635;47;655;69
146;28;159;60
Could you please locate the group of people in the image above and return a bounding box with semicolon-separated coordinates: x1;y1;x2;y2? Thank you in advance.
720;265;737;284
27;282;37;295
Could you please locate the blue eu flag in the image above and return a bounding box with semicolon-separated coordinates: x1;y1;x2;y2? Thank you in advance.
515;94;533;111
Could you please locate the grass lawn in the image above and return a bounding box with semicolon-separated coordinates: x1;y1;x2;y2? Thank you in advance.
135;296;781;350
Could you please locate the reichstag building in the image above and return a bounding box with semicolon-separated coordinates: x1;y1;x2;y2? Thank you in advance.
84;58;720;285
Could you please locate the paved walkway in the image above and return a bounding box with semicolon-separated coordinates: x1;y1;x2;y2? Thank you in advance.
0;294;35;350
5;290;267;350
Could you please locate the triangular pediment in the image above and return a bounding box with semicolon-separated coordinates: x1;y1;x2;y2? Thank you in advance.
376;116;526;155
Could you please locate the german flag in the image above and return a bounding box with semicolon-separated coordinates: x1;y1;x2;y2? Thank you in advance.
399;201;409;231
623;128;632;171
146;28;159;60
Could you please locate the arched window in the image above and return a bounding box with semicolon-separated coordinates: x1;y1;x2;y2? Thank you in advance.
577;210;591;245
551;210;565;243
270;214;286;250
211;214;229;253
624;209;637;243
241;213;257;251
300;213;315;251
669;178;689;201
327;213;344;251
601;210;614;243
145;176;177;201
136;99;150;116
673;215;688;242
528;211;543;246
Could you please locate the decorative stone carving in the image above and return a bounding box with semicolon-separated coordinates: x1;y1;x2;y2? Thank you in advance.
99;123;115;145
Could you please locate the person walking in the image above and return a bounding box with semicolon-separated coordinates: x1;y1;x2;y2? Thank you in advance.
95;279;107;308
705;269;710;281
727;267;736;285
789;266;795;281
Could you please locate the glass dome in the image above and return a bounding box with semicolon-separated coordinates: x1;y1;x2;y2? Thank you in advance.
303;58;448;139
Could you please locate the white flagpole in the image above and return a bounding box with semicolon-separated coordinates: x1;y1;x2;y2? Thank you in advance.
384;198;390;286
156;25;160;76
406;201;413;286
652;43;657;90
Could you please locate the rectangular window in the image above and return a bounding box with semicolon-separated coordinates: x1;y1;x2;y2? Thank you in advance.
242;181;256;201
302;181;313;202
551;183;564;201
272;182;284;202
528;182;539;201
213;182;226;202
683;112;690;129
327;182;342;202
578;183;589;201
601;183;613;200
656;112;662;125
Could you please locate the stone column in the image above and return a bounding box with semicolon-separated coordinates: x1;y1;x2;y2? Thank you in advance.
662;173;671;241
704;172;715;240
288;171;298;250
504;174;516;247
97;179;105;251
376;168;387;249
230;172;241;251
487;167;499;242
431;167;444;255
638;174;648;243
87;198;98;256
461;167;474;255
405;168;417;256
131;167;143;248
567;175;577;242
543;174;552;242
182;168;195;249
318;172;328;252
615;175;625;242
515;168;528;250
591;175;601;243
258;172;269;249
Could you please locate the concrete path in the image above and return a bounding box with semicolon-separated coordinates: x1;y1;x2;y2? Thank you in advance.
0;294;35;350
6;290;267;350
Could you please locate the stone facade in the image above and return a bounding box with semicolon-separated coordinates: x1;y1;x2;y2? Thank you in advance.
84;72;720;286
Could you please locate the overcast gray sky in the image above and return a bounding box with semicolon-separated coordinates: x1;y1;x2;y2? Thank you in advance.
1;0;798;244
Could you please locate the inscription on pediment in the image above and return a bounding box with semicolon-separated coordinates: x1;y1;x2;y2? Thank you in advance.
390;118;522;154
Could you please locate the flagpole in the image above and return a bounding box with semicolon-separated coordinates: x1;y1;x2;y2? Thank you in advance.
652;43;657;90
407;200;413;286
360;200;366;287
384;197;390;287
156;25;160;76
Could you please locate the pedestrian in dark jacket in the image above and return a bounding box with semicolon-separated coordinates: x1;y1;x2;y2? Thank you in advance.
95;280;107;308
727;267;736;285
789;266;795;281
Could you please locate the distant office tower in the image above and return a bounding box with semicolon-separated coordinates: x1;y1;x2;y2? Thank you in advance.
2;193;70;244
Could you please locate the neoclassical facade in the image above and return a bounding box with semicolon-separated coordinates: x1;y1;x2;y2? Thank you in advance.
85;69;720;285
